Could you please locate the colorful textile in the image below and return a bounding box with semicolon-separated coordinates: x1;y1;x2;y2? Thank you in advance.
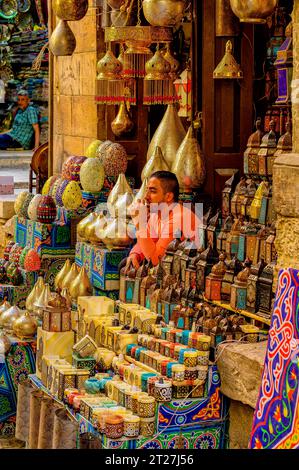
0;340;36;437
249;268;299;449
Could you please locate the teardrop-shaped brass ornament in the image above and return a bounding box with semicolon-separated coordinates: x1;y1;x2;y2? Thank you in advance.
107;173;133;214
54;259;72;291
77;212;97;241
85;212;108;244
61;263;80;291
13;311;38;340
147;104;186;169
34;284;53;312
26;276;45;312
172;125;206;192
49;20;76;56
141;146;169;181
69;267;92;301
111;101;134;137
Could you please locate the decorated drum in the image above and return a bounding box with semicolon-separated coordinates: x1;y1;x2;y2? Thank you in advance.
197;351;210;366
172;364;185;382
154;379;172;402
137;395;156;418
197;365;209;381
184;367;198;381
197;335;211;351
180;349;198;368
140;417;155;437
123;415;140;438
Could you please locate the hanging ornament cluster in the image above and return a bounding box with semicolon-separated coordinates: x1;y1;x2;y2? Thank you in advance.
49;0;88;56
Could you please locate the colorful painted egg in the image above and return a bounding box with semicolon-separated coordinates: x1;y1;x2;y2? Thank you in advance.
62;181;82;210
102;143;128;176
42;175;60;196
55;179;69;207
96;140;113;163
19;193;35;219
62;156;87;182
6;262;22;285
9;244;23;265
4;241;15;261
85;140;103;158
28;194;43;221
49;176;63;200
24;249;41;272
37;196;57;224
19;247;30;268
14;191;30;216
80;158;105;192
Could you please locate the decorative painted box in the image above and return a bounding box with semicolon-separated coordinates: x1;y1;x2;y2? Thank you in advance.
57;369;77;401
73;335;97;358
43;306;72;332
78;296;115;319
75;241;129;291
36;327;74;378
72;352;96;376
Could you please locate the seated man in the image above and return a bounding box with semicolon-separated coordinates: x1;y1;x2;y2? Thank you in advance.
127;171;202;269
0;90;40;150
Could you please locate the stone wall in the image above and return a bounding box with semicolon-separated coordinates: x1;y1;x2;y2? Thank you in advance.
52;1;106;175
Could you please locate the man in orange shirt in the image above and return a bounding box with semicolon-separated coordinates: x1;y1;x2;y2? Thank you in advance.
127;171;202;269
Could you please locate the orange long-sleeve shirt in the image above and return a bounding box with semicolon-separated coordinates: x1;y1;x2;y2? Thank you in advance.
130;202;202;266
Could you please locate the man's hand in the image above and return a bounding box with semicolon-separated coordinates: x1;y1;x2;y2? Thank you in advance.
129;198;149;230
125;253;140;271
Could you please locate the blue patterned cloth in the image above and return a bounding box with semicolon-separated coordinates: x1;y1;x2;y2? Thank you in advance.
9;105;38;149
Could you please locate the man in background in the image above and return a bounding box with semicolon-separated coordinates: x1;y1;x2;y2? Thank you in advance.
0;90;40;150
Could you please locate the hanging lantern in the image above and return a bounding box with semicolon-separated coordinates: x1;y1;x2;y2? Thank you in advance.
274;22;293;106
163;44;180;80
118;49;137;105
123;40;153;78
111;99;134;137
174;66;192;118
52;0;88;21
213;40;243;79
143;48;174;105
142;0;187;27
96;48;125;105
229;0;278;24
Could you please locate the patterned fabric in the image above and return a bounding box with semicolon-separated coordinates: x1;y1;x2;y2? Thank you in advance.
0;340;36;437
249;268;299;449
9;106;38;149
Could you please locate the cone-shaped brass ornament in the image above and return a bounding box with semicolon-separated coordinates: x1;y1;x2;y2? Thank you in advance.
49;20;76;56
34;284;53;310
61;288;72;308
111;101;134;137
147;104;186;169
0;301;11;316
61;263;80;291
229;0;278;24
107;173;133;214
26;276;45;312
213;40;243;79
142;146;169;181
13;311;38;340
132;178;148;205
172;125;206;192
54;259;72;291
114;192;134;219
77;212;97;241
69;267;92;301
52;0;88;21
0;306;22;331
85;212;108;244
0;331;11;354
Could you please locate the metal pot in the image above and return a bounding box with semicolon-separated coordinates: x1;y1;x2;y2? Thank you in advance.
229;0;278;23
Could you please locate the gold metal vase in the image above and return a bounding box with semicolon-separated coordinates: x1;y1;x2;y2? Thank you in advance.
69;267;92;301
54;259;72;291
111;101;134;137
61;263;80;291
26;276;45;313
49;20;76;56
13;311;38;340
53;0;88;21
107;174;133;214
142;0;187;27
172;125;206;192
147;104;186;169
77;212;97;241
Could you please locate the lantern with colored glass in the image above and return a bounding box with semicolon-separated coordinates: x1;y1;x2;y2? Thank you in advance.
258;183;273;226
222;173;239;219
140;271;156;308
174;66;192;119
172;239;189;280
244;118;263;175
274;22;293;106
230;259;251;310
257;262;275;319
207;209;222;250
225;217;242;260
132;260;149;305
162;236;181;276
119;263;136;303
231;177;247;218
240;179;257;218
180;239;198;286
217;215;234;253
246;259;266;313
252;226;270;265
196;245;219;292
205;254;227;301
221;256;242;302
257;120;278;177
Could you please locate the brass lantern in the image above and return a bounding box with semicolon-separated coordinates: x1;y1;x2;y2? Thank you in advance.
222;173;239;219
143;48;173;106
230;259;251;311
257;120;278;177
240;179;257;218
244;118;264;175
162;236;181;275
257;262;275;319
265;223;277;265
231;177;246;218
205;254;227;301
196;245;219;292
213;40;243;79
96;48;125;106
225;217;242;260
221;256;242;302
180;239;198;285
246;259;266;313
207;209;222;250
217;215;234;253
132;261;149;305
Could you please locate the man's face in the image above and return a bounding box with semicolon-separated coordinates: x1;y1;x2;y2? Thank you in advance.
145;177;174;205
17;95;29;110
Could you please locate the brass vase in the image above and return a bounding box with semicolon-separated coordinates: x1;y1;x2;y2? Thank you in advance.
107;174;133;214
13;311;38;340
141;146;169;181
77;213;96;241
49;20;76;56
172;125;206;192
114;192;134;219
102;218;132;250
147;104;186;169
61;263;80;291
53;0;88;21
54;259;72;291
142;0;187;27
0;306;22;332
111;101;134;137
85;212;108;244
229;0;278;24
69;267;92;301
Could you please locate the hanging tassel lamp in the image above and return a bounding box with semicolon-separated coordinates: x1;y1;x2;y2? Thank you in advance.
143;46;174;105
96;45;125;105
118;47;137;105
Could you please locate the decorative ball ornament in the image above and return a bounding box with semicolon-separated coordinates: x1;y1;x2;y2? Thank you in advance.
6;262;22;285
62;156;86;182
96;140;113;162
80;159;105;193
102;143;128;177
42;175;59;195
4;241;15;261
55;179;69;207
142;0;187;27
14;191;30;216
62;181;82;210
19;193;35;219
19;247;30;269
24;249;41;272
85;140;103;158
37;196;57;224
28;194;43;221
